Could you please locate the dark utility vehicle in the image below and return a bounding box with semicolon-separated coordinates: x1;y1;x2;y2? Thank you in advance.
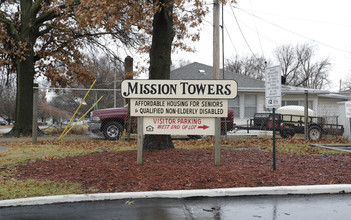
236;106;343;140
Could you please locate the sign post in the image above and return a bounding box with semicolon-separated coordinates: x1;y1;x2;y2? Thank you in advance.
122;80;238;165
137;116;143;165
345;101;351;139
265;66;281;171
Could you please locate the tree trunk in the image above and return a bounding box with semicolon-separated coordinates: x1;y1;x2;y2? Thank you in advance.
149;0;174;79
143;0;175;150
7;0;37;137
143;135;174;150
8;53;35;137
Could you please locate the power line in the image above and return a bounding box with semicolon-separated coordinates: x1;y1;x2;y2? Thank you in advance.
239;8;351;28
203;5;238;56
229;2;257;59
223;6;276;45
224;25;238;54
250;0;265;58
234;6;351;56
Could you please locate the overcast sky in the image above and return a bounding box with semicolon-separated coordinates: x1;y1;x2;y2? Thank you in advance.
171;0;351;92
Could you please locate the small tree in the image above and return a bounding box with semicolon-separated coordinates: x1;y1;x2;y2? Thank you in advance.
0;86;16;124
0;69;16;124
274;43;331;89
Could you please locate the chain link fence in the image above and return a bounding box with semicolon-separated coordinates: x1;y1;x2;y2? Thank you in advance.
31;87;347;142
32;87;123;140
32;87;237;141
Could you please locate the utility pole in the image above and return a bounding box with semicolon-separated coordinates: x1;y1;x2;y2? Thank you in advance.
213;0;221;165
213;0;220;80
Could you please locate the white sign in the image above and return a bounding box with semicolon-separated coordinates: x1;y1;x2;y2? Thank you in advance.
345;101;351;118
130;99;228;117
122;80;237;99
143;117;215;135
265;66;281;108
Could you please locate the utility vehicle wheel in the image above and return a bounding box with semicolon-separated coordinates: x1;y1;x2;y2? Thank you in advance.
280;130;289;139
280;126;295;139
103;121;123;140
308;126;322;140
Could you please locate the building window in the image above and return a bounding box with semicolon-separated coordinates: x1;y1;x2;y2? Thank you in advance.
282;100;313;110
229;96;240;118
300;101;313;109
282;100;298;106
244;94;257;118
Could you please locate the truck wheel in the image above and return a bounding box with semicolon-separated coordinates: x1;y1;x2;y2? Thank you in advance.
103;121;123;140
188;135;202;140
309;126;322;140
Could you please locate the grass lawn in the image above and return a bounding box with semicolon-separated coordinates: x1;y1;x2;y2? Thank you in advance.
0;137;350;200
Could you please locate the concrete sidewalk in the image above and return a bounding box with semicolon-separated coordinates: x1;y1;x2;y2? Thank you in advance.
1;184;351;208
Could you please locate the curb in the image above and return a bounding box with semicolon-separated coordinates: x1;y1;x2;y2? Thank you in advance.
1;184;351;208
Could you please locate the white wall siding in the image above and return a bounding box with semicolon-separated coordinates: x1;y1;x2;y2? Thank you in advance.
318;98;340;117
257;93;266;113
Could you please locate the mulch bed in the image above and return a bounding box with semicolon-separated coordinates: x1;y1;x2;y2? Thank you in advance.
15;148;351;192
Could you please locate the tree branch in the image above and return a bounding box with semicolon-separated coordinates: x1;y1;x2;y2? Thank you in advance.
0;12;12;25
37;26;52;36
42;23;125;37
0;15;20;41
31;0;44;16
34;11;58;27
34;0;81;27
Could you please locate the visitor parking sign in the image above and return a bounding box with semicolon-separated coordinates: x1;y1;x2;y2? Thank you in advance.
143;117;215;135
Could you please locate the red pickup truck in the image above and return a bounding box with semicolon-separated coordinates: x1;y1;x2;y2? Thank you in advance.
88;105;234;140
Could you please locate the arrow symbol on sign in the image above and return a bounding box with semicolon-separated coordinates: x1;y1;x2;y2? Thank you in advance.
198;125;209;130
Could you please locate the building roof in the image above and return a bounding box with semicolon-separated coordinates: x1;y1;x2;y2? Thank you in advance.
318;93;350;100
170;62;349;100
281;85;329;95
170;62;265;89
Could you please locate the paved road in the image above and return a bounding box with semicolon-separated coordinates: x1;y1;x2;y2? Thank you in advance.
1;194;351;220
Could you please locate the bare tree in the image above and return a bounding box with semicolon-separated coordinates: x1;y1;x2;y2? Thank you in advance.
274;43;331;89
49;56;125;118
171;59;191;70
85;56;125;109
341;74;351;91
274;44;300;85
225;55;270;80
